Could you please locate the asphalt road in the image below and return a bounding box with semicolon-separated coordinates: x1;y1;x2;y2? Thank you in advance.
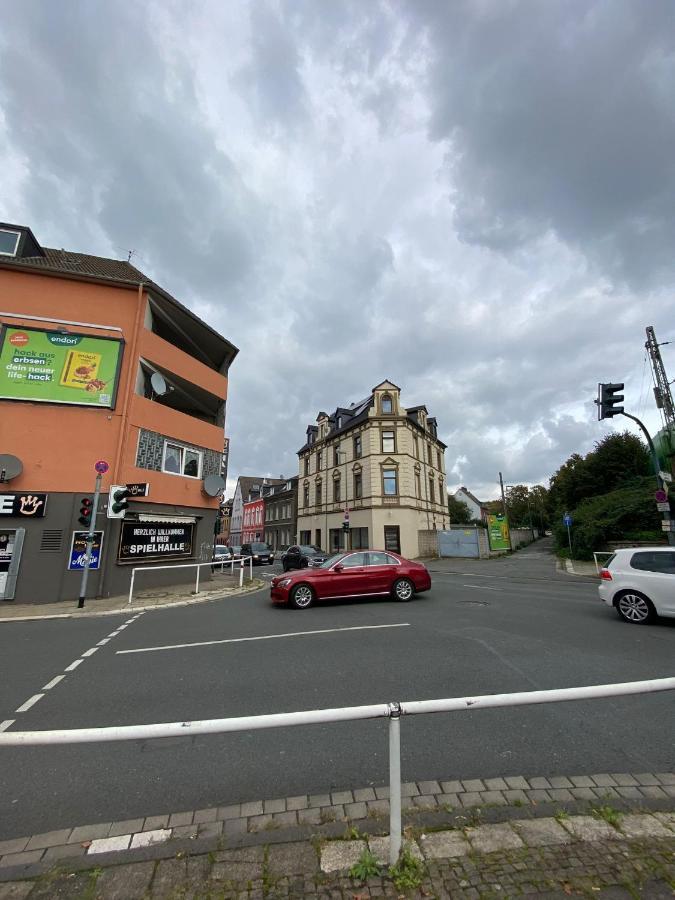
1;540;673;840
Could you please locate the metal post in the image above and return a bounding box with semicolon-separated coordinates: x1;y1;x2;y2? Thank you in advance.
388;702;402;866
195;564;200;594
78;473;102;609
249;557;252;580
498;471;507;518
239;560;243;588
566;522;572;555
620;411;675;546
128;568;136;605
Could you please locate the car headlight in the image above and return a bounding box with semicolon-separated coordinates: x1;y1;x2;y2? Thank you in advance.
277;578;292;587
253;554;259;558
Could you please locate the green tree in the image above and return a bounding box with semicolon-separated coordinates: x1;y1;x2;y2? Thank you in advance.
447;494;472;524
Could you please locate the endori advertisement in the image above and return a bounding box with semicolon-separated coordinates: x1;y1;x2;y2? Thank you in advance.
0;326;124;408
487;513;511;551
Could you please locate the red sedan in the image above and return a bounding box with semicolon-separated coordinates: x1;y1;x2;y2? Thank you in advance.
270;550;431;609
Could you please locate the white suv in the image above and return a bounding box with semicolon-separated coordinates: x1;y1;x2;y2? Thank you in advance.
598;547;675;624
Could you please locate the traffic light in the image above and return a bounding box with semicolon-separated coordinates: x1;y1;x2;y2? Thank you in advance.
107;485;131;519
78;497;93;528
342;521;350;532
597;382;625;420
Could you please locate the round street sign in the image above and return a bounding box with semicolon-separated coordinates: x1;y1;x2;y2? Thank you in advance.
563;514;573;527
655;489;668;503
95;460;110;474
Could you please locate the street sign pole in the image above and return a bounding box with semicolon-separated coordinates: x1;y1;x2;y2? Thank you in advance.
78;472;102;609
566;522;572;555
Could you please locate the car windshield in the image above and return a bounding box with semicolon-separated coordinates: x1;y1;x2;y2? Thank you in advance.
250;543;269;551
318;553;346;569
300;545;318;554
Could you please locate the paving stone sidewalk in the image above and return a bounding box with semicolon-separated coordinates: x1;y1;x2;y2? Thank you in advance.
1;773;674;897
0;574;264;621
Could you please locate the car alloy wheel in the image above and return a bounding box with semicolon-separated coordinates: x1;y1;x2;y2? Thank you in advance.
290;583;314;609
617;591;653;624
393;578;414;602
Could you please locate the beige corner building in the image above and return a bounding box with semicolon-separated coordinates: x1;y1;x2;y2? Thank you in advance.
296;381;448;558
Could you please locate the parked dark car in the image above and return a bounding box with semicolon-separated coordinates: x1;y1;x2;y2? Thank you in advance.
271;550;432;609
281;545;329;571
240;542;274;565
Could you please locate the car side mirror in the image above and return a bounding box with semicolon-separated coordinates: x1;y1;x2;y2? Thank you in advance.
333;564;344;573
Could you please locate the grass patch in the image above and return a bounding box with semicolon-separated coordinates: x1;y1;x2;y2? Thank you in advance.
349;847;383;881
554;809;569;823
592;805;623;829
389;844;425;892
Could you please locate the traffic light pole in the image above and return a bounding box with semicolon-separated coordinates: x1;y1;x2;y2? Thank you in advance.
78;472;102;609
619;411;675;547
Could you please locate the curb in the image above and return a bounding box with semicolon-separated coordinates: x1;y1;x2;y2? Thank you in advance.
2;771;673;881
0;579;266;623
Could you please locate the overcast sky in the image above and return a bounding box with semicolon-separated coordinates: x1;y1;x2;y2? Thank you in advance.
2;0;675;500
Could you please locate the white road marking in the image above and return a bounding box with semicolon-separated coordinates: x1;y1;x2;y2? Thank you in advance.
462;583;501;592
81;647;99;657
0;720;15;731
15;694;44;713
64;659;83;672
42;675;66;691
117;623;412;655
96;638;111;646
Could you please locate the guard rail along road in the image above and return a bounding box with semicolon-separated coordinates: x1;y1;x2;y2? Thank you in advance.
127;555;254;604
1;677;674;865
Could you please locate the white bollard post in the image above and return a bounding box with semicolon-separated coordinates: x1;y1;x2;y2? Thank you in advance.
195;565;200;594
239;560;243;588
128;569;136;605
388;703;402;866
249;557;253;580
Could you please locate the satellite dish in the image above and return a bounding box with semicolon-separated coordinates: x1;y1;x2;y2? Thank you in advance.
150;372;168;396
203;474;226;497
0;454;23;482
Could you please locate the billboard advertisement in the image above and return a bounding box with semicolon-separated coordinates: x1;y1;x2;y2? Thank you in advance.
118;521;194;561
487;513;511;551
68;531;104;570
0;326;124;408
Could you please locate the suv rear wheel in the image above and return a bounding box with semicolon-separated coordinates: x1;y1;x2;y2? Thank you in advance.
615;590;655;625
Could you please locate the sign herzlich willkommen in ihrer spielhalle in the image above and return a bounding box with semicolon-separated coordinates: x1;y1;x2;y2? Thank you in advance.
118;521;194;560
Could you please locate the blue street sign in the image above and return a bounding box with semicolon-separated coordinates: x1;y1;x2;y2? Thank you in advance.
563;514;573;527
68;530;104;570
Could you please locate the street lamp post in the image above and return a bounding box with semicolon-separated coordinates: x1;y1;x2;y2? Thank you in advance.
336;448;350;551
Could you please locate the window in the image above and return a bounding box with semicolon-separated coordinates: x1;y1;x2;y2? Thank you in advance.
437;449;442;470
382;430;395;453
427;443;432;464
353;434;362;458
315;481;322;506
0;229;20;257
317;450;322;471
413;434;419;458
303;484;309;507
333;478;341;503
162;442;202;478
300;531;311;544
630;551;675;573
304;457;309;476
368;552;398;566
381;394;393;414
333;445;340;467
354;471;362;499
339;552;367;568
415;471;421;498
428;475;435;504
351;527;369;549
383;468;398;495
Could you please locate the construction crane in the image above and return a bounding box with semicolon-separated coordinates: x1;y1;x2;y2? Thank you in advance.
645;325;675;430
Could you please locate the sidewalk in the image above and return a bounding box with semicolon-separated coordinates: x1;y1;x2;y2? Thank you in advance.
1;772;673;897
0;574;265;622
558;558;599;578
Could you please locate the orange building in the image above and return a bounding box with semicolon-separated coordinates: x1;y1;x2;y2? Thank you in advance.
0;222;237;604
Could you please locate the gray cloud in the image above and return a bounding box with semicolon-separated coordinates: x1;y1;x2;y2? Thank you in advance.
2;0;674;502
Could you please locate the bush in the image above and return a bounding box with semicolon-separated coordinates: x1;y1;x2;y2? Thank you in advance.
552;477;661;560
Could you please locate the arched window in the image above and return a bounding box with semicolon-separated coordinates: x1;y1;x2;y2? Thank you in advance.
381;394;393;414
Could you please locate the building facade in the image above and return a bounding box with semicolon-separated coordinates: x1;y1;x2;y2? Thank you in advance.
295;381;447;558
263;477;298;550
453;487;488;522
0;222;237;604
229;476;285;545
215;498;233;546
242;498;265;542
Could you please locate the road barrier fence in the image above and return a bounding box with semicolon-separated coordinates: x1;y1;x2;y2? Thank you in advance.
127;556;255;604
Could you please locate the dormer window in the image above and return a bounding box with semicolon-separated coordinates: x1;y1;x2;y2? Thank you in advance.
0;229;21;257
381;394;393;414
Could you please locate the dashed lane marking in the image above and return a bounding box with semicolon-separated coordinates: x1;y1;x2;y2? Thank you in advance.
42;675;66;691
64;659;83;672
0;720;15;731
15;694;44;713
462;583;501;592
117;622;412;655
81;647;99;657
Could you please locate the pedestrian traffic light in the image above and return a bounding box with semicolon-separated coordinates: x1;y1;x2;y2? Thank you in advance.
78;497;93;527
597;382;624;420
342;521;350;532
107;485;131;519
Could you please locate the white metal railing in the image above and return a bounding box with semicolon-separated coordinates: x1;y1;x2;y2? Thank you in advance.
1;677;674;864
592;551;614;574
127;556;254;604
